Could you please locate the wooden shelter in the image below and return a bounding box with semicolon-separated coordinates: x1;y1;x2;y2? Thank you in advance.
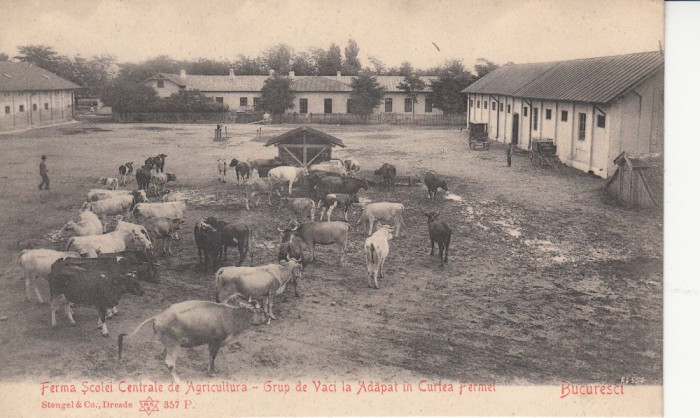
265;126;345;167
605;152;663;208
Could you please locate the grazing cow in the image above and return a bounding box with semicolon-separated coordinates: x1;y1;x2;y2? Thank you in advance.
136;165;153;190
292;221;350;264
357;202;406;237
118;297;268;381
118;162;134;184
280;197;315;221
229;159;251;185
425;211;452;266
214;259;303;320
244;178;280;210
318;193;357;222
2;249;80;303
374;163;397;191
115;218;153;244
145;154;167;173
80;192;146;224
364;224;395;289
194;219;224;272
277;227;310;297
58;210;104;238
48;258;145;337
423;171;449;201
132;201;186;225
143;217;183;254
313;176;371;203
161;191;188;202
344;159;361;174
98;177;120;191
204;217;253;266
268;166;308;195
87;189;147;203
217;159;227;183
66;229;153;256
151;172;177;196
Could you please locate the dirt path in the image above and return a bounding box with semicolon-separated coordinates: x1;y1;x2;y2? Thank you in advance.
0;122;661;384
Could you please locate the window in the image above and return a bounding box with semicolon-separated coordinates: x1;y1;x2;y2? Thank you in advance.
19;105;24;112
507;104;511;113
324;98;332;114
491;102;496;111
499;103;504;112
425;98;433;113
4;106;9;114
240;97;248;107
299;98;308;114
385;98;393;113
404;98;413;113
476;100;480;109
533;108;539;130
215;97;224;103
545;109;552;120
597;114;606;128
32;104;37;111
561;110;568;122
523;107;528;117
469;99;473;108
578;113;587;140
45;103;49;110
253;97;261;110
483;100;487;108
157;80;164;88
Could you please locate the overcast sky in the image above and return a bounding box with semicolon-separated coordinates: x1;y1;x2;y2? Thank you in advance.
0;0;664;69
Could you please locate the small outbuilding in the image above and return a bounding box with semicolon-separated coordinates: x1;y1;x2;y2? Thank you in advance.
265;126;345;167
605;152;663;208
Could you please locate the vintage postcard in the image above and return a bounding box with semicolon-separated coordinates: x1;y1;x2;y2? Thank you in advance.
0;0;679;416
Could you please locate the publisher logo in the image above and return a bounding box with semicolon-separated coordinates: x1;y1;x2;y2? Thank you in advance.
139;396;159;415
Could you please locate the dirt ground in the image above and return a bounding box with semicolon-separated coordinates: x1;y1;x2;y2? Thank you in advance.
0;122;662;385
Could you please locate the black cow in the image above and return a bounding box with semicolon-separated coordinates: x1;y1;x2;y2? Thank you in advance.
48;257;146;337
136;164;153;190
374;163;397;191
194;219;224;272
229;158;251;185
313;176;370;202
118;162;134;184
145;154;168;173
425;211;452;267
423;171;449;201
204;216;253;267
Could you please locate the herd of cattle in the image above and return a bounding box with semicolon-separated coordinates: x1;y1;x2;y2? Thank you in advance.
4;152;454;381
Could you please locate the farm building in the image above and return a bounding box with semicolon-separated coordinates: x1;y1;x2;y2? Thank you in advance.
605;152;663;209
264;126;345;167
0;61;81;132
144;70;440;116
461;51;664;178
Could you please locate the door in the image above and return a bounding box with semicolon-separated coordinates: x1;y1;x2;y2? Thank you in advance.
511;113;519;145
574;111;591;163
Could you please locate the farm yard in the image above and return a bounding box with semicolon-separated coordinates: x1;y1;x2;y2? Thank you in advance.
0;122;662;385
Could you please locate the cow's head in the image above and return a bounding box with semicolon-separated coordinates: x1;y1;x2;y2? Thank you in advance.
134;248;160;284
424;211;441;223
58;221;77;238
229;158;239;167
119;272;145;296
376;222;395;240
130;229;154;250
361;178;371;190
159;153;167;160
224;294;271;325
132;190;148;203
166;173;177;182
79;202;93;213
439;180;449;191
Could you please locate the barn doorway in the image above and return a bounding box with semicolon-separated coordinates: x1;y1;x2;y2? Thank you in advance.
512;113;520;145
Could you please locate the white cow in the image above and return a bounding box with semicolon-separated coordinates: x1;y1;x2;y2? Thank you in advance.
217;159;227;183
115;219;154;245
98;177;120;190
58;210;104;238
87;189;138;202
268;166;308;195
244;178;280;210
132;201;186;224
80;193;141;219
3;249;80;303
66;229;153;256
363;224;394;289
161;191;188;203
357;202;407;237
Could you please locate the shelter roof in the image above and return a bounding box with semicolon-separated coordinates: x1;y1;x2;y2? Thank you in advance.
265;126;346;147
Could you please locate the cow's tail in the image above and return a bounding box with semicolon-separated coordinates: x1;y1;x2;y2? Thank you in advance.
369;243;376;264
2;250;24;278
118;316;157;361
66;238;75;252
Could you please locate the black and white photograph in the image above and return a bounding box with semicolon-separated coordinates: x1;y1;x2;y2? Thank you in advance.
0;0;686;415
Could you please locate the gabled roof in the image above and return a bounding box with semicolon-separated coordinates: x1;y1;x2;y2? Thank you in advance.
462;51;664;104
291;76;352;92
0;61;81;92
265;126;346;147
144;73;187;87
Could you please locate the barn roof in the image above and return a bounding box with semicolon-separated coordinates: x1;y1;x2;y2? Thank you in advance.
462;51;664;104
0;61;82;92
265;126;346;147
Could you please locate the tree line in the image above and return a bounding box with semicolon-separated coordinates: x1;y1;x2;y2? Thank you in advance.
1;41;500;116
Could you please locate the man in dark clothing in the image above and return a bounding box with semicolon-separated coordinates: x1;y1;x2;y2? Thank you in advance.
506;143;513;167
38;155;50;190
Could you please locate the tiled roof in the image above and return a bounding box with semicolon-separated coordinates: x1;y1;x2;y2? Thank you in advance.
0;61;82;91
462;51;664;104
265;126;345;147
291;76;352;92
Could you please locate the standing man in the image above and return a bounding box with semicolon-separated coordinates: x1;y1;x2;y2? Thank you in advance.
506;143;514;167
38;155;50;190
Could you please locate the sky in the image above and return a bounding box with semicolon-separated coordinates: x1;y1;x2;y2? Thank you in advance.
0;0;664;70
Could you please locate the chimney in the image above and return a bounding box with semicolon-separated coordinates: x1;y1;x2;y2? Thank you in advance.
180;69;186;80
229;68;235;78
289;70;295;77
336;70;341;79
269;69;275;76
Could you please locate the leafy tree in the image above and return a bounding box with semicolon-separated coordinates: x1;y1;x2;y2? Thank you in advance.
161;89;228;112
187;58;234;75
15;44;73;80
366;56;386;75
342;39;361;76
314;44;342;76
71;54;118;98
349;70;386;120
259;75;295;116
100;81;160;119
233;55;265;75
0;53;9;61
291;51;316;76
429;60;474;114
397;68;426;120
474;58;499;79
261;44;293;75
116;55;180;84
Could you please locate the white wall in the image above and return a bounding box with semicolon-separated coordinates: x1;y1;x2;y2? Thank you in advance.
0;90;73;131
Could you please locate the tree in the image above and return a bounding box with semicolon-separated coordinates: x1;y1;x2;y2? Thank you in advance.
15;44;73;80
259;75;295;116
366;56;386;75
474;58;499;79
261;44;293;75
349;70;386;121
429;60;475;114
291;51;316;76
233;55;265;75
397;68;426;120
0;53;9;61
161;89;228;113
314;44;342;75
342;39;361;76
100;82;160;119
